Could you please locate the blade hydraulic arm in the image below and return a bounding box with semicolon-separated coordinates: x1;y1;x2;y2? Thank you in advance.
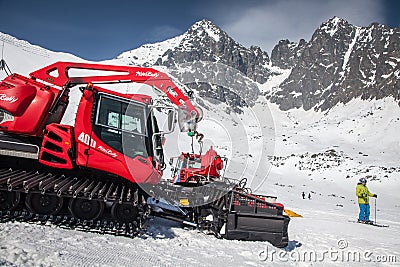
30;61;201;131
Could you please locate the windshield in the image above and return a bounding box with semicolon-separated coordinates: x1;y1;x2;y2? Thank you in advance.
94;94;149;158
96;95;146;136
188;158;201;169
176;156;201;170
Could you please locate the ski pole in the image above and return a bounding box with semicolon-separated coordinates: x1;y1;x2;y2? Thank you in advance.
374;198;377;224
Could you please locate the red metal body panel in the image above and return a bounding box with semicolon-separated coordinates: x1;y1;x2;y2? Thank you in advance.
39;124;74;169
0;84;36;116
0;74;60;136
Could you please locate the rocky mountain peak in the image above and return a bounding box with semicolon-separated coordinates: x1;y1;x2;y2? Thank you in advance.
116;19;272;112
187;19;224;42
268;17;400;111
318;16;352;37
157;19;270;84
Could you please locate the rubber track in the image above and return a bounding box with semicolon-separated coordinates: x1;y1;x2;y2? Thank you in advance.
0;168;148;237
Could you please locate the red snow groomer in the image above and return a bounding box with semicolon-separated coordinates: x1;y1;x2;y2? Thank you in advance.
0;61;289;247
171;147;224;185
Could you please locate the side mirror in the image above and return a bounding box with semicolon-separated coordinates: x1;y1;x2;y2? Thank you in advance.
168;110;175;132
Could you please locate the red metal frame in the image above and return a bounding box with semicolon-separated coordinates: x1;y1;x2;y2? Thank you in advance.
30;61;199;118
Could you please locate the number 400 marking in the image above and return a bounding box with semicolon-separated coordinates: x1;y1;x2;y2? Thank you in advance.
78;132;97;148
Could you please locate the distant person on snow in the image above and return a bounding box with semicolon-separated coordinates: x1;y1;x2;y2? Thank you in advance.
302;192;305;199
308;193;311;200
356;178;377;224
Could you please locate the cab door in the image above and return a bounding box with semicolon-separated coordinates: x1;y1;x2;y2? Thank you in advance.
86;94;154;180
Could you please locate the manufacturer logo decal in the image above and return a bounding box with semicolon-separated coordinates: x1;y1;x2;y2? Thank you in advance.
98;146;118;158
0;94;18;103
135;71;159;78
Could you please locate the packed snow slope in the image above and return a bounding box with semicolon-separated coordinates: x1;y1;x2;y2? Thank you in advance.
0;32;399;266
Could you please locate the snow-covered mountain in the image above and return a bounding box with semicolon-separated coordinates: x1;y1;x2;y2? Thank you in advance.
118;20;270;83
270;39;307;69
0;17;400;266
269;17;400;111
116;17;400;114
116;19;270;111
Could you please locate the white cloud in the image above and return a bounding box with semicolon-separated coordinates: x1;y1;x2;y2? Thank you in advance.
219;0;385;53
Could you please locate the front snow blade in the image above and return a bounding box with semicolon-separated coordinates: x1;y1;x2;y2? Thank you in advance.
225;212;290;248
223;190;290;247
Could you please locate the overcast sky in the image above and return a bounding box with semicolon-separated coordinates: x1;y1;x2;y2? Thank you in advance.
0;0;398;61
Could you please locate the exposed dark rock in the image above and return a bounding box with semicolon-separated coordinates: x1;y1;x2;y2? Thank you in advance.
269;17;400;111
157;20;271;84
271;39;307;69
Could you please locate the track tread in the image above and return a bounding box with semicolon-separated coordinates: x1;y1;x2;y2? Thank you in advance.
0;168;148;238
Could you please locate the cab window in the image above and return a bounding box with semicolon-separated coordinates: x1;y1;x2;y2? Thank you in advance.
96;96;146;136
94;95;148;158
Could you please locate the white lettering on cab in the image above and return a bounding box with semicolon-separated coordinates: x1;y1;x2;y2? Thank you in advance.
0;94;18;103
98;146;117;158
78;132;96;148
78;132;117;158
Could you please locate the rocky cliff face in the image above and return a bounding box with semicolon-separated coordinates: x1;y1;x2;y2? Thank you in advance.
159;20;271;109
269;17;400;111
270;39;307;69
156;20;271;84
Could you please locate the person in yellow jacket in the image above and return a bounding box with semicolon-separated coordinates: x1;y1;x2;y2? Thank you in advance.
356;178;377;224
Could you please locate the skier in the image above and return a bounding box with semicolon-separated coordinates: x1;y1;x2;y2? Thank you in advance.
302;192;305;199
308;193;311;200
356;178;377;224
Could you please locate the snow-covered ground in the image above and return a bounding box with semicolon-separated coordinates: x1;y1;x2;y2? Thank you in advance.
0;32;399;266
